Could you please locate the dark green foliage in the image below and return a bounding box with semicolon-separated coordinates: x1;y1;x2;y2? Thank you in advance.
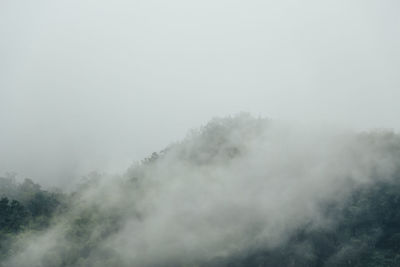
3;171;400;266
1;124;400;266
0;197;28;233
0;177;65;263
27;192;60;217
203;179;400;267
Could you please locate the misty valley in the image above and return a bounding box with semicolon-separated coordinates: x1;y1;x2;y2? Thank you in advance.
1;115;400;266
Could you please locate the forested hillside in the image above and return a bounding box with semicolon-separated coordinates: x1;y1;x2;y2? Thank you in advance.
1;115;400;266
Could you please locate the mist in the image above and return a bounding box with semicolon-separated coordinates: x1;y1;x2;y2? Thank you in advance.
1;0;400;186
2;114;399;266
1;1;400;265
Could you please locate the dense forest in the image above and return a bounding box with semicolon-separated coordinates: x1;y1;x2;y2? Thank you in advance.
1;115;400;266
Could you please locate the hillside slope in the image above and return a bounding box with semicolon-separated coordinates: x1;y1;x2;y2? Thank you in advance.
1;114;400;267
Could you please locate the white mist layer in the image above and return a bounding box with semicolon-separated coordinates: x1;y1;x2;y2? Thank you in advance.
6;115;400;266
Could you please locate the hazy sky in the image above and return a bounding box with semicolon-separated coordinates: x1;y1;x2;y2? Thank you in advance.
1;0;399;186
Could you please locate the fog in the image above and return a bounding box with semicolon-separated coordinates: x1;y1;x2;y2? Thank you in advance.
4;115;400;266
1;0;400;186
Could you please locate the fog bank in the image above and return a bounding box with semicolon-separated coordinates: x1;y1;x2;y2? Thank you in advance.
1;0;400;186
5;115;400;266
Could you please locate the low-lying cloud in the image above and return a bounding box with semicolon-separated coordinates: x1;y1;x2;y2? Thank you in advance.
5;114;400;266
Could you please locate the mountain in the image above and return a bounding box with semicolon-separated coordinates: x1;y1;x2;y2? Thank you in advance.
1;114;400;267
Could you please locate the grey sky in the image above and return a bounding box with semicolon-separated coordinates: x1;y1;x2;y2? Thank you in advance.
1;0;399;186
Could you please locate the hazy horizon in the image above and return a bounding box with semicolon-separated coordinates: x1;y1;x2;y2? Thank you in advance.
1;0;399;187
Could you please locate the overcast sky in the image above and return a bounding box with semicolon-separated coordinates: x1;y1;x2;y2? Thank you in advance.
1;0;399;186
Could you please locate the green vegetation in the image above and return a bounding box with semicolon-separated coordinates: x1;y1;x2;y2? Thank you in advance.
0;177;65;262
1;116;400;266
210;180;400;267
4;172;400;266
